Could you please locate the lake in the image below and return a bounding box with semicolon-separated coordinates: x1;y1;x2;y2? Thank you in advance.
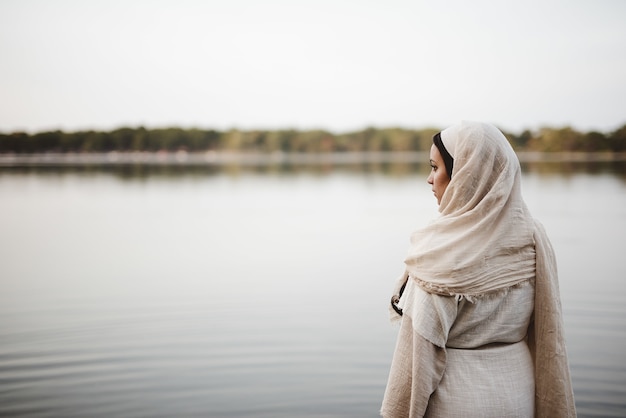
0;158;625;417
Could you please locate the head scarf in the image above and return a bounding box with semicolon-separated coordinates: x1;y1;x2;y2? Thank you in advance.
405;121;536;297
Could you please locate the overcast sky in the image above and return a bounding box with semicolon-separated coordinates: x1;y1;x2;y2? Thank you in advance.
1;0;625;134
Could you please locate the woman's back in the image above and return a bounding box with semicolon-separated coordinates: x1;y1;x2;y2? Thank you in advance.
384;276;536;417
447;281;534;349
425;280;535;417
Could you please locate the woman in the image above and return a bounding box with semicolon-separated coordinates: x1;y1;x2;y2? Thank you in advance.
381;121;576;417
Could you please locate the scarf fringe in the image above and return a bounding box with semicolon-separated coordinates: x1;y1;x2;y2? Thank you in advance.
388;277;536;326
413;276;535;303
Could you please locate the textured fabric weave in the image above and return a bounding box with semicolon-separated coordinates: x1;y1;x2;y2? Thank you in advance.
402;121;536;298
382;279;535;418
528;220;576;417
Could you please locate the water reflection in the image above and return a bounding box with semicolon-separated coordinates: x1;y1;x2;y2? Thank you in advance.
0;156;625;417
1;152;625;179
521;160;626;180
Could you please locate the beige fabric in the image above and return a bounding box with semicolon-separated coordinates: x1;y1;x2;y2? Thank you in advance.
427;342;535;417
381;312;446;418
402;121;536;298
383;121;576;417
382;279;535;418
529;220;577;417
439;123;459;158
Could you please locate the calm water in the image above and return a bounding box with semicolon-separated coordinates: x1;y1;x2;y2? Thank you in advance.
0;161;625;417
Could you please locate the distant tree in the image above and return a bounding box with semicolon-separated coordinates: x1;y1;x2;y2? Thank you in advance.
0;124;624;154
582;131;608;152
31;130;63;152
0;132;28;153
131;127;147;151
506;129;532;150
528;127;584;152
608;124;626;152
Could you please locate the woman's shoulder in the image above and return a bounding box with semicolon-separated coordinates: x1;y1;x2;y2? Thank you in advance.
398;278;459;347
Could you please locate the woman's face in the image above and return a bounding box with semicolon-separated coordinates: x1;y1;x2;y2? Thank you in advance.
427;144;451;205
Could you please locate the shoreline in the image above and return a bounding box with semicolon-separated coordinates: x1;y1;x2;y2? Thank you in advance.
1;151;626;167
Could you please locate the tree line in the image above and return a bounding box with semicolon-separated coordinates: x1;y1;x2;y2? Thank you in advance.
1;124;625;154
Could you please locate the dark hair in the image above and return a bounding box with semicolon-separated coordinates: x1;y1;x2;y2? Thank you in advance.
433;132;454;178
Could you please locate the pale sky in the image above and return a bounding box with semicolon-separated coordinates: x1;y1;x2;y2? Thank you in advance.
1;0;625;134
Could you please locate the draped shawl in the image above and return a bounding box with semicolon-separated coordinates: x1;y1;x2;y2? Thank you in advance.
388;121;576;417
407;121;536;297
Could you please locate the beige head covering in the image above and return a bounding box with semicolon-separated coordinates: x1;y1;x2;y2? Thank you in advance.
405;121;536;297
439;122;459;158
